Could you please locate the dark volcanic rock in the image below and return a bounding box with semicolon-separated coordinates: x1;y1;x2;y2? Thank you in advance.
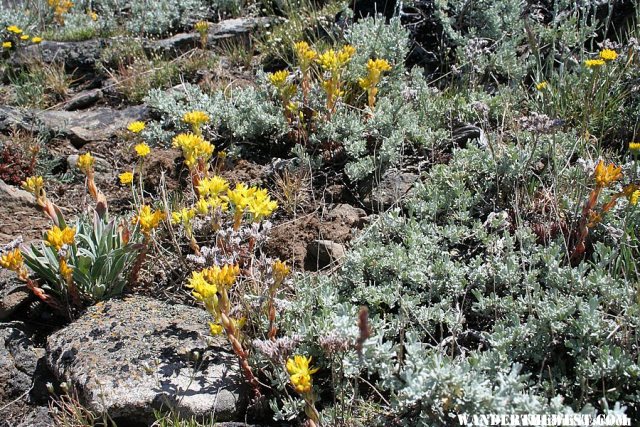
46;295;246;423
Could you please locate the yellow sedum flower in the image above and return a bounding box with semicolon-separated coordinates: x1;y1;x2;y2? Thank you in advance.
629;142;640;152
294;41;317;70
188;264;239;305
31;36;43;44
77;153;95;175
0;249;24;272
59;258;73;281
317;45;356;72
20;35;29;40
631;190;640;206
599;49;617;61
127;121;145;133
585;59;605;68
132;205;165;235
172;133;214;168
286;355;319;394
209;322;223;335
247;188;278;222
135;142;151;158
197;176;229;198
535;81;548;91
594;160;622;188
358;58;392;108
6;25;22;34
45;225;76;251
195;20;210;33
273;260;290;284
171;207;196;225
183;111;210;129
21;176;44;196
119;171;134;185
268;70;289;88
3;41;12;49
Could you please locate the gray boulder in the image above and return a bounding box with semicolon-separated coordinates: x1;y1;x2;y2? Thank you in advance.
46;295;246;423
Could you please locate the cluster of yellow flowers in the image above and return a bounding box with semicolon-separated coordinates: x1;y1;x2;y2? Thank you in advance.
294;41;317;72
4;25;43;49
316;45;356;72
183;111;210;133
77;152;95;175
171;175;277;231
585;49;618;68
594;160;622;188
45;225;76;251
47;0;74;25
132;205;165;236
22;175;44;196
0;248;24;273
172;132;214;168
286;355;319;394
358;58;392;108
194;20;209;34
535;81;548;91
119;171;134;185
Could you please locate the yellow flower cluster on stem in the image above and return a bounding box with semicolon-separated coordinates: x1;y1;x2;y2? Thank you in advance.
358;58;392;110
21;176;60;225
226;183;278;230
194;21;209;48
135;143;151;158
47;0;73;25
76;152;108;215
127;121;145;133
294;41;317;104
45;225;75;251
599;49;617;61
119;171;134;185
286;355;320;425
172;132;214;171
268;70;296;120
317;45;355;114
267;260;290;340
183;111;210;136
594;160;622;188
187;264;261;398
132;205;165;238
585;59;605;68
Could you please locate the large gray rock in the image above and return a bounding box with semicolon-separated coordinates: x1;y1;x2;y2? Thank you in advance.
0;105;148;147
12;39;103;71
46;296;246;423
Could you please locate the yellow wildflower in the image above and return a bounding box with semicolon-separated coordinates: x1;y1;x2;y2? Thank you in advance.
197;176;229;198
202;264;239;289
21;176;44;196
127;121;145;133
585;59;605;68
629;142;640;152
77;153;95;175
209;322;223;335
247;188;278;222
88;10;98;21
226;183;254;211
358;58;392;108
594;160;622;187
195;198;210;215
268;70;289;88
286;355;319;394
535;81;548;90
317;45;355;72
134;142;151;158
188;270;218;302
31;36;42;44
273;260;290;284
599;49;617;61
294;41;317;70
2;41;12;49
172;132;214;168
183;111;210;129
45;225;76;251
119;171;134;185
194;20;209;33
0;249;24;272
631;190;640;206
59;258;73;281
171;207;196;225
20;35;29;40
132;205;165;235
6;25;22;34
